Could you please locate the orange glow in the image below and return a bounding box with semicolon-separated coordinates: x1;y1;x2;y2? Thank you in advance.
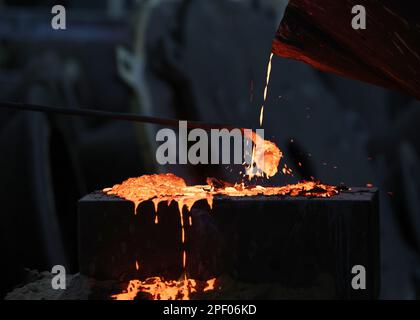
204;278;216;292
104;173;211;215
107;175;339;299
282;164;293;176
154;215;159;224
104;174;338;219
111;277;198;300
244;130;282;179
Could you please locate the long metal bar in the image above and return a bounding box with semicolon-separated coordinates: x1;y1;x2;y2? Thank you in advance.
0;101;242;131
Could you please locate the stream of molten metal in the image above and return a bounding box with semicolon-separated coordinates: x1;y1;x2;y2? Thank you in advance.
259;53;273;127
246;53;278;180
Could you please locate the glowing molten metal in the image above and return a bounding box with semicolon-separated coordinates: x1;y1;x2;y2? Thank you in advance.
111;277;215;300
106;53;338;300
105;173;338;300
244;130;282;179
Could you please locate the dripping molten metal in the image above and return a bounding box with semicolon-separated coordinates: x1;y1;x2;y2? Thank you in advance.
107;53;337;300
106;172;338;300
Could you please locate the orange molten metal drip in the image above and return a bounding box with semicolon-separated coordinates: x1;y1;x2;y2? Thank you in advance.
179;208;186;269
105;174;338;205
247;53;284;180
108;174;214;300
108;172;339;300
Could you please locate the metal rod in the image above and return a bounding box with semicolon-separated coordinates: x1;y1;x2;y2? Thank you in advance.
0;101;243;131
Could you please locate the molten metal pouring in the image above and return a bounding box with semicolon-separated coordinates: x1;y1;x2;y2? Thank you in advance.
107;54;338;300
259;53;274;127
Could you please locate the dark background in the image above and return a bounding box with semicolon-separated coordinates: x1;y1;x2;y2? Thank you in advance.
0;0;419;298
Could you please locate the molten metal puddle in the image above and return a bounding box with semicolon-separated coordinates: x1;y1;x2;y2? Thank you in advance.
111;277;216;301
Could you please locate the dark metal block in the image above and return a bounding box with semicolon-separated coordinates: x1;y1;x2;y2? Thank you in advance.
78;188;379;299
